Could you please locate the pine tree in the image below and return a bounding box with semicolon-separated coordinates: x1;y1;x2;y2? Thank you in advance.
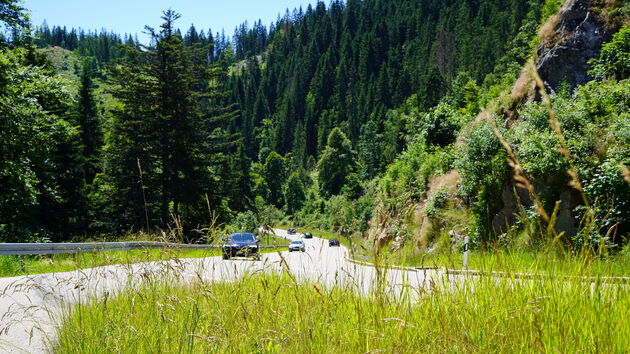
76;60;102;183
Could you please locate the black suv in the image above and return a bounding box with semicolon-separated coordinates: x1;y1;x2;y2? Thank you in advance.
222;233;260;260
304;232;313;239
329;239;340;247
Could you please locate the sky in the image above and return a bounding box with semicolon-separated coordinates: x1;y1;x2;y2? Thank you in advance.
25;0;322;42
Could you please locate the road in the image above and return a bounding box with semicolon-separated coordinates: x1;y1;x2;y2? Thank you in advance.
0;229;439;353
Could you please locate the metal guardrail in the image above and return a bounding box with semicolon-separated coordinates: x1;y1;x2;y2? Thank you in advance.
0;242;288;256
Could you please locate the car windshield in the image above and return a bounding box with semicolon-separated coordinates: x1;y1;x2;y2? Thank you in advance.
230;233;255;242
290;241;304;245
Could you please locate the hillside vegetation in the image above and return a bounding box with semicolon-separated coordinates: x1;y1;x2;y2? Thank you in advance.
1;0;629;265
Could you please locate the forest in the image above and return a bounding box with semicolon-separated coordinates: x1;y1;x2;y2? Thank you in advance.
1;0;629;258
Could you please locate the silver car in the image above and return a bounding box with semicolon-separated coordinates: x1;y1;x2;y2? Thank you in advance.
288;240;305;252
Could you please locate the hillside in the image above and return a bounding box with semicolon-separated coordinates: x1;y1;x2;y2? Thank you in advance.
1;0;629;257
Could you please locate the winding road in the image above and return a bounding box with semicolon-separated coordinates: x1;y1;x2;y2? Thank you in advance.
0;229;438;353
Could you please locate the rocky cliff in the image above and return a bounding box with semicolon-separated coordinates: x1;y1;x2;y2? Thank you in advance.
536;0;614;91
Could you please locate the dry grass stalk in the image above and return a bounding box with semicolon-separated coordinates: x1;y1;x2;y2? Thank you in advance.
539;14;560;43
621;164;630;185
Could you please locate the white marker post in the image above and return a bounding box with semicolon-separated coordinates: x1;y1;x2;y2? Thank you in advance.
463;236;469;270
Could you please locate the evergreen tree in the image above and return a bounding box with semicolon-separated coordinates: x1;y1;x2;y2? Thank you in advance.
263;151;286;208
76;60;102;183
0;0;27;47
283;171;306;214
317;128;356;197
97;10;238;232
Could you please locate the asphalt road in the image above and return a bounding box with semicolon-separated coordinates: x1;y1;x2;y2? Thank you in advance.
0;229;438;353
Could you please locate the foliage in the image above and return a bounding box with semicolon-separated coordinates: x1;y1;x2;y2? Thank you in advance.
589;25;630;80
75;60;102;183
263;151;286;208
508;103;569;178
456;121;508;241
581;160;630;244
283;171;306;214
230;211;259;234
0;0;27;46
225;0;543;162
424;188;449;218
93;11;240;236
317;128;356;197
0;47;87;241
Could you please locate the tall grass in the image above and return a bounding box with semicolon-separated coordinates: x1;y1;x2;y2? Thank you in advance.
371;244;630;276
0;248;220;278
56;271;630;353
0;233;289;277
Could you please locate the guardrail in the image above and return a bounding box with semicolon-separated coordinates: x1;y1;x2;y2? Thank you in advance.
0;242;288;256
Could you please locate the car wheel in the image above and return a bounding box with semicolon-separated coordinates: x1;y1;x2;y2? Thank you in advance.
222;252;229;260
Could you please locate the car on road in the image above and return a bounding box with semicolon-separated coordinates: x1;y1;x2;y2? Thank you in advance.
304;232;313;239
222;233;260;260
287;228;297;234
288;240;305;252
329;239;340;247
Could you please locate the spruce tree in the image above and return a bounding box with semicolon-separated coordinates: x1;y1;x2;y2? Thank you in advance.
76;60;102;183
98;10;238;232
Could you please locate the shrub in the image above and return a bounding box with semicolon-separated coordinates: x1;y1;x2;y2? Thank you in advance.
589;26;630;81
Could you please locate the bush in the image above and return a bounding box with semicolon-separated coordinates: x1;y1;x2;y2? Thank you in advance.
582;159;630;244
589;26;630;81
230;211;259;234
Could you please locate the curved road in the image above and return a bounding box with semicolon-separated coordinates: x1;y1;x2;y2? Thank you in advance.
0;229;439;353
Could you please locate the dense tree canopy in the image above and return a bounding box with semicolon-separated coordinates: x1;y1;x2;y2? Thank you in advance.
92;10;241;234
226;0;544;173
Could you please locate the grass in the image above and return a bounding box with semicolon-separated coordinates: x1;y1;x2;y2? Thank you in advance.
277;222;630;278
56;271;630;353
0;248;220;278
0;234;290;278
370;245;630;277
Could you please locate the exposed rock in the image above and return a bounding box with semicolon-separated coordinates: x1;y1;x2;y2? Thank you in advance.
536;0;613;91
492;182;581;237
492;184;533;233
554;189;580;237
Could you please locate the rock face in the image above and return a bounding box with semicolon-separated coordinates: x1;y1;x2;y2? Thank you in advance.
536;0;613;91
492;182;582;238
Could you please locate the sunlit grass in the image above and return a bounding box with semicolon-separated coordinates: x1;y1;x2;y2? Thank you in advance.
0;248;220;278
370;245;630;277
0;234;290;278
56;271;630;353
280;225;630;277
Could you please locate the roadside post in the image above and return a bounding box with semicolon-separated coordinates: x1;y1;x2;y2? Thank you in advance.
463;236;469;270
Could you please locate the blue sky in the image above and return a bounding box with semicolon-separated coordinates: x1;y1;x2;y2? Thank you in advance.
25;0;322;42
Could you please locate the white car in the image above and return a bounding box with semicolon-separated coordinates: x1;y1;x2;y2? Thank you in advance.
288;240;305;252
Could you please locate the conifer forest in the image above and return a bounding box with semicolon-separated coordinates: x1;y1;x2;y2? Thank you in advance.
1;0;629;253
